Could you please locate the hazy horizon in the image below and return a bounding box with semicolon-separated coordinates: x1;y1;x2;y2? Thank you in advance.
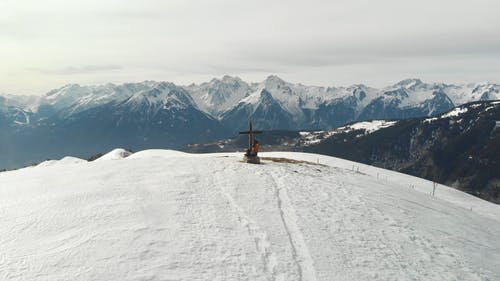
2;0;500;95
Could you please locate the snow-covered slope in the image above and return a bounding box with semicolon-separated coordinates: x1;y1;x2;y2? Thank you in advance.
299;120;398;146
1;150;498;280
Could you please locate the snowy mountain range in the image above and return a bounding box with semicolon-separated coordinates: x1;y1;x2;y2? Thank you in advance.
1;149;499;280
1;76;499;169
2;76;500;129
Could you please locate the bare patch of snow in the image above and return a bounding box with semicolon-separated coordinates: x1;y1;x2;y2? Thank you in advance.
346;120;397;133
442;107;468;118
424;117;438;124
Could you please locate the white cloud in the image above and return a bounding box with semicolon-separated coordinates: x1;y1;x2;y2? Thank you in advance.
30;65;123;75
1;0;499;94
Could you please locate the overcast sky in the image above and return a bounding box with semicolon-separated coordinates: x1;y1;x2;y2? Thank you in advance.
1;0;500;95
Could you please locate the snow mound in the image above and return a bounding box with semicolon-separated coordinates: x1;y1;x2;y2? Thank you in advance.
127;149;191;159
1;150;499;280
37;156;86;167
96;148;133;161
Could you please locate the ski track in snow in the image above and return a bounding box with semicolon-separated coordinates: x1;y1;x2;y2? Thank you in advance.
0;151;499;280
269;171;318;281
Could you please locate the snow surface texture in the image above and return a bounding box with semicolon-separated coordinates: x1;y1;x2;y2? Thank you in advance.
0;150;499;281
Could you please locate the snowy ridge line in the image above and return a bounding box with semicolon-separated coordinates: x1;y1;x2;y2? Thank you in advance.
269;170;318;281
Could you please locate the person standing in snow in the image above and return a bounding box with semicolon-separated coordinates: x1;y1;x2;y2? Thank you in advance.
244;139;259;157
251;140;259;156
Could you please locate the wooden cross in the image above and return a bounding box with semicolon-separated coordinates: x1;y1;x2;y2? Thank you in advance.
239;121;263;152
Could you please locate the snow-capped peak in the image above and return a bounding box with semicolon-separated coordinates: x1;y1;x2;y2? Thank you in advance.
187;75;252;116
264;75;286;87
45;83;81;98
124;82;194;111
394;78;424;90
220;75;244;84
471;83;500;100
